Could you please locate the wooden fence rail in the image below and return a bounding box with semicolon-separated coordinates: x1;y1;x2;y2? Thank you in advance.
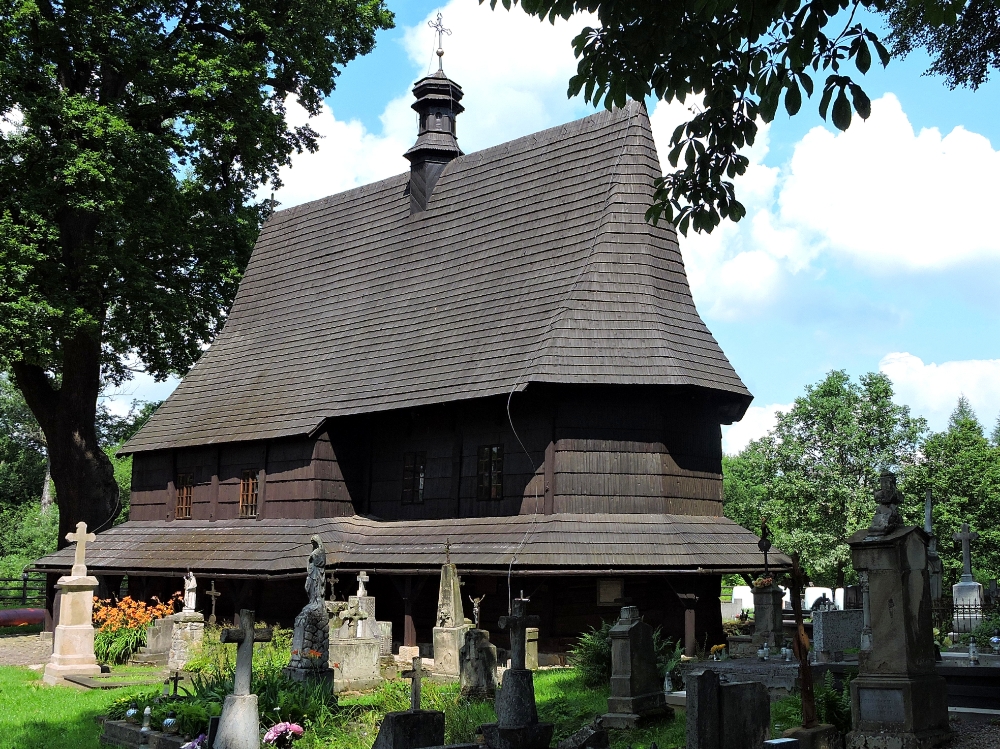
0;573;47;606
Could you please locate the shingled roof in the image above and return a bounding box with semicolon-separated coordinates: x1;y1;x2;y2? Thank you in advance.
124;101;751;454
33;514;790;577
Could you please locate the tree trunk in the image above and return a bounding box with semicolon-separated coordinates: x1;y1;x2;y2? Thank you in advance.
12;331;118;550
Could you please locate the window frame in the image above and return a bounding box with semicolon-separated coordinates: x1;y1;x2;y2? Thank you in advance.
239;469;259;518
476;444;504;501
175;473;193;520
401;451;427;505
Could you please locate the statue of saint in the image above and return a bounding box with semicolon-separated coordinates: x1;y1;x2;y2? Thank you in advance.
868;470;904;537
183;571;197;612
305;535;327;604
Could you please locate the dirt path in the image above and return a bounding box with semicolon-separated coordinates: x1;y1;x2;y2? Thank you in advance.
0;633;52;667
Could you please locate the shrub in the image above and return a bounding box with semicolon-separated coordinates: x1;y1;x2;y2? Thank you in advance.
92;592;180;664
814;670;853;734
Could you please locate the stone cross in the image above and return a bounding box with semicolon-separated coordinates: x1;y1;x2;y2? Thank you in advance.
401;655;430;711
220;609;273;696
954;523;979;582
205;580;221;626
66;521;96;576
357;571;369;597
499;597;539;671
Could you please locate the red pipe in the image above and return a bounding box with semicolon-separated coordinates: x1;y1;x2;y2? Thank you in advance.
0;608;46;626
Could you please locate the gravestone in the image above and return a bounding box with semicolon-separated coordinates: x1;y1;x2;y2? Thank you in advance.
328;572;382;692
460;627;498;698
285;536;334;684
812;609;864;663
525;627;539;671
131;615;175;666
686;669;770;749
43;522;102;685
371;656;445;749
752;586;783;652
845;471;950;749
479;597;554;749
432;558;471;676
952;523;983;634
214;609;273;749
602;606;671;728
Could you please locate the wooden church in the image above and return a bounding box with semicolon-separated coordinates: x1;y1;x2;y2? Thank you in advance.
37;66;786;653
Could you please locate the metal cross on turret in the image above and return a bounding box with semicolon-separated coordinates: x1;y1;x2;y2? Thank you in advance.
428;12;451;71
953;522;979;582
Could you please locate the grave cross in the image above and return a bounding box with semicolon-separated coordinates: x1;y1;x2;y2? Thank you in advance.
66;521;96;576
205;580;221;626
220;609;273;696
953;523;979;581
401;656;431;711
499;596;539;671
357;571;369;597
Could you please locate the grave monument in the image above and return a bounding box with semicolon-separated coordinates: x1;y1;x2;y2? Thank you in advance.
923;490;943;601
371;656;446;749
285;535;334;684
328;571;383;691
951;522;983;634
44;522;103;685
752;521;783;653
601;606;671;728
215;609;273;749
686;669;770;749
169;570;205;671
460;627;498;698
432;544;472;676
845;471;950;749
813;608;864;663
479;596;554;749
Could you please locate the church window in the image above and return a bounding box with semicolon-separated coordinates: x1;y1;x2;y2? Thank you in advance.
477;444;503;500
240;469;259;518
401;452;426;504
175;474;193;520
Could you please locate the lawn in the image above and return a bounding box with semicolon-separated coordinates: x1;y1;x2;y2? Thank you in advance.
0;665;686;749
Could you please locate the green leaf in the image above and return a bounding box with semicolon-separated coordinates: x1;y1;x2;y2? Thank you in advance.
855;41;871;74
849;84;871;119
832;88;852;130
785;82;802;116
819;85;834;120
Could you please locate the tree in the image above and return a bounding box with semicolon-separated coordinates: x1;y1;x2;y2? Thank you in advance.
908;398;1000;587
0;375;47;509
1;0;393;546
723;371;926;586
491;0;993;235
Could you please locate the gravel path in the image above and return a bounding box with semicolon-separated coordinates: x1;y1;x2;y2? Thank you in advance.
0;633;52;666
950;714;1000;748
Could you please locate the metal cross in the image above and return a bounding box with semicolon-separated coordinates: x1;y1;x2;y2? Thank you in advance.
445;538;451;565
169;670;185;696
953;522;979;580
758;519;772;578
357;570;369;597
66;521;96;575
428;12;451;71
220;609;273;696
205;580;221;626
401;655;430;711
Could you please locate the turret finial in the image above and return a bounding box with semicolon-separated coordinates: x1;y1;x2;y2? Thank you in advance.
428;12;451;71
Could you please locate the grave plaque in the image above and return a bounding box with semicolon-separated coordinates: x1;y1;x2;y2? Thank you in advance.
858;688;905;725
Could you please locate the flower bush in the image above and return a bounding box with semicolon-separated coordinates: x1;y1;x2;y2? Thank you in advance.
263;721;304;747
752;576;774;589
92;592;181;664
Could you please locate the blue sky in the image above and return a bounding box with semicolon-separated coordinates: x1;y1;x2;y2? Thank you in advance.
107;0;1000;453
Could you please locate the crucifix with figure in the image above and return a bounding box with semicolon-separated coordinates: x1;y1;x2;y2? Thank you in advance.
66;522;96;576
220;609;273;695
401;656;431;711
954;523;979;582
500;595;539;671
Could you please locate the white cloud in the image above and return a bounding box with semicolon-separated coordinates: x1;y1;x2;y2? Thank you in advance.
722;403;791;455
879;352;1000;432
274;1;594;208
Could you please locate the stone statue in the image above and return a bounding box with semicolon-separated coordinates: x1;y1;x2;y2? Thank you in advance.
305;535;327;604
183;571;197;612
468;594;485;629
867;470;903;537
285;537;333;682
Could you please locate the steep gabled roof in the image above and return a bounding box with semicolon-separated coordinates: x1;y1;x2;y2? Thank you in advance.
125;102;750;454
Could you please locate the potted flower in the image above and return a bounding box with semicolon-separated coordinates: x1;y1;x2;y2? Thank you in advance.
263;722;304;748
710;644;726;661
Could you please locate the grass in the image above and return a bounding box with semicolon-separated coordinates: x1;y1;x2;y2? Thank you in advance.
0;663;685;749
0;623;42;636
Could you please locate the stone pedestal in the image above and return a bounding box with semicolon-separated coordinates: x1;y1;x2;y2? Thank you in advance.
460;628;498;698
43;574;102;685
168;610;205;670
602;606;670;729
285;599;334;684
952;580;983;634
372;710;445;749
845;526;950;749
329;638;382;692
525;627;539;671
214;693;260;749
399;645;421;662
752;586;784;650
433;624;471;676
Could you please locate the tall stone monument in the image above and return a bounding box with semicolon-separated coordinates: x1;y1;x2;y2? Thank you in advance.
285;536;334;683
846;471;950;749
169;570;205;670
43;522;102;685
951;522;983;633
923;490;943;601
601;606;671;728
479;597;554;749
215;609;273;749
432;548;471;676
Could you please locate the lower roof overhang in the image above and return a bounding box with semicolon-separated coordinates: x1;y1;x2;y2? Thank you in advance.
33;513;791;579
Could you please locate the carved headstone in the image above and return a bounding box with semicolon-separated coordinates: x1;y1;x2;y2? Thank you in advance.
328;575;382;692
601;606;671;729
285;536;334;684
460;628;498;698
686;669;770;749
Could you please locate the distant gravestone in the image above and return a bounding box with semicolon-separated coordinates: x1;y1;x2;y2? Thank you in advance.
952;523;984;633
602;606;671;729
460;628;497;699
432;554;471;676
371;657;445;749
686;669;770;749
812;609;864;663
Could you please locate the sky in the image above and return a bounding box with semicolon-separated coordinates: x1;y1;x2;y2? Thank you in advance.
107;0;1000;455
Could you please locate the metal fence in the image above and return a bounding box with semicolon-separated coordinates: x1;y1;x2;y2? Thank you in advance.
0;572;46;607
932;597;1000;636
